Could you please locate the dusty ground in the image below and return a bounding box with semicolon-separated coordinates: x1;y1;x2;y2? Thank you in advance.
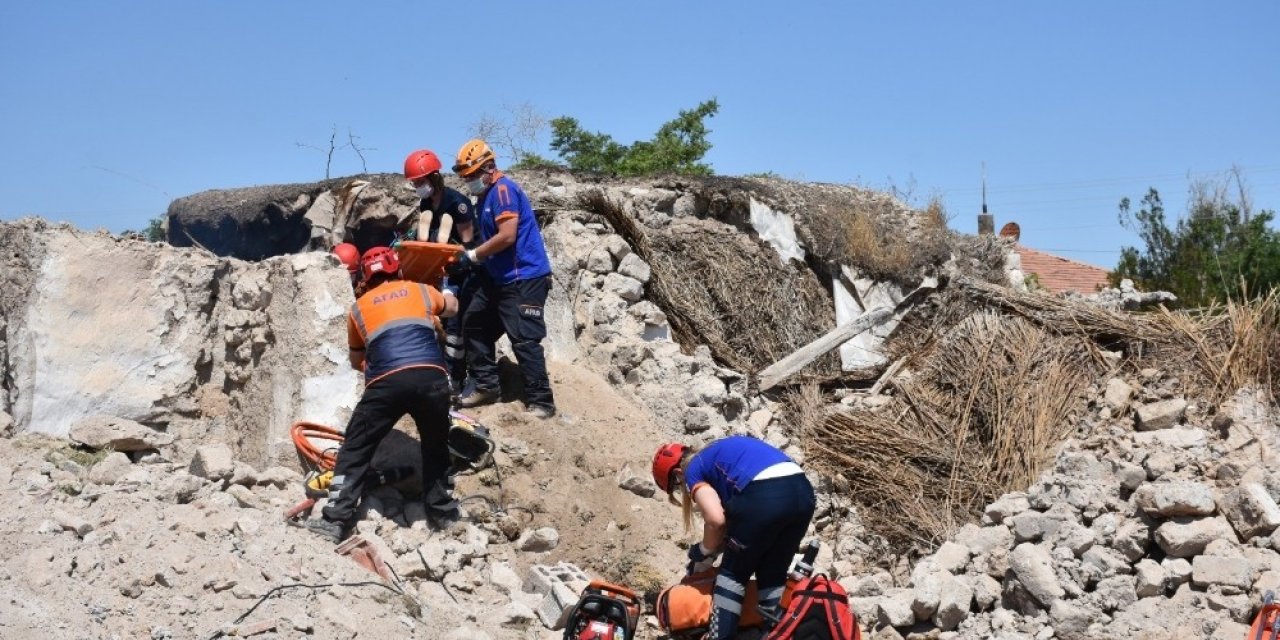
0;359;696;640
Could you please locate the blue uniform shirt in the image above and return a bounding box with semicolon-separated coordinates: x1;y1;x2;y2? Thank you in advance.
475;173;552;285
683;436;792;505
417;187;474;245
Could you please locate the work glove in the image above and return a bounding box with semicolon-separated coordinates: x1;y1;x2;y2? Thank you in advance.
446;249;477;278
685;542;720;575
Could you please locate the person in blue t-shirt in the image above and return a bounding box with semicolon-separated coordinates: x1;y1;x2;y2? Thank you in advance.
446;139;556;419
651;436;816;639
404;149;476;394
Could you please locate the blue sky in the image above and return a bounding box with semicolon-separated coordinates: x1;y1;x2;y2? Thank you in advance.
2;2;1276;268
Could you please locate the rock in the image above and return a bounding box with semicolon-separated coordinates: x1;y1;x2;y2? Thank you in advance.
1050;599;1104;639
616;253;651;284
488;561;523;596
87;452;133;485
603;235;631;261
225;484;257;508
968;573;1002;611
1115;461;1146;492
877;588;915;628
1213;622;1252;640
1133;427;1208;449
602;273;644;303
1113;520;1150;563
159;471;205;503
1104;378;1134;410
1221;483;1280;540
517;527;560;553
1134;481;1216;517
1009;512;1063;543
189;444;235;481
1134;398;1188;431
954;523;1014;556
256;466;300;488
1009;543;1063;607
1094;575;1138;613
1082;546;1131;579
932;573;973;631
500;601;537;627
1155;516;1237;557
585;248;613;274
53;509;93;537
228;462;258;487
911;572;943;621
1191;555;1252;590
1161;558;1192;588
69;415;174;452
1134;559;1165;597
932;541;970;574
615;463;656;498
984;493;1031;525
1057;522;1096;557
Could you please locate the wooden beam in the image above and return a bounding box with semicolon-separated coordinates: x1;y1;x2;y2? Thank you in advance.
758;307;894;392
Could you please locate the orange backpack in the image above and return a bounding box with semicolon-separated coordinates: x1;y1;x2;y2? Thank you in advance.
655;572;765;636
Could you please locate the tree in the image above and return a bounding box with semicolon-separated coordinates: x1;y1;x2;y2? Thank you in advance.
548;99;719;176
470;102;554;169
1114;172;1280;306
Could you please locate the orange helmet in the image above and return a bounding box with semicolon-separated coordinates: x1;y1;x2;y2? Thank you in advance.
360;246;401;281
333;243;360;273
652;442;689;494
404;149;442;182
453;139;496;177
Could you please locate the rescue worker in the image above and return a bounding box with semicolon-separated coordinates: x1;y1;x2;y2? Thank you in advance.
305;246;462;542
404;149;475;395
651;436;816;639
447;139;556;419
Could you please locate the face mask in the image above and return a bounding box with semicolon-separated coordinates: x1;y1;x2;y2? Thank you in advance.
466;178;486;195
414;183;434;199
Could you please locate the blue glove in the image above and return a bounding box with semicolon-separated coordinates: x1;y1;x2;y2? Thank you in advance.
686;543;720;575
446;249;476;278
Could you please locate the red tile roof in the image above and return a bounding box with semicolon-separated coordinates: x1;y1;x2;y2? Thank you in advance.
1017;245;1111;294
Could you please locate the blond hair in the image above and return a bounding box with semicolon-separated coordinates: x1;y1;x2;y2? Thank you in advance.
668;451;698;532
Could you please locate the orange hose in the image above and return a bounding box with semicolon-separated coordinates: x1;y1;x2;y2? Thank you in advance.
290;421;344;471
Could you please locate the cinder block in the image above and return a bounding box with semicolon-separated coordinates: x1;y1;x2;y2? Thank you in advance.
537;582;580;629
525;562;590;596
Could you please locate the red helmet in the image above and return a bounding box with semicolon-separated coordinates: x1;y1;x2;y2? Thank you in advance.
333;243;360;273
360;246;401;281
404;149;443;182
651;442;689;494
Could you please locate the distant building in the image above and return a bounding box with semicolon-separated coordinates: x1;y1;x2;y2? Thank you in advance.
994;221;1112;295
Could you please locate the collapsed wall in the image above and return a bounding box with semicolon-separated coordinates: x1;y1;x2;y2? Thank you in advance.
0;218;359;466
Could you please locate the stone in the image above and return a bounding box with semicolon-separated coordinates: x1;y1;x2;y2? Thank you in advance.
616;253;651;283
225;484;257;508
69;415;174;452
1082;546;1131;579
256;466;300;488
1133;427;1208;449
1094;575;1138;613
499;601;537;627
1134;398;1188;430
1050;599;1104;638
1191;555;1252;590
159;471;205;503
53;509;93;537
1155;516;1237;557
1009;543;1063;607
1057;522;1096;557
968;574;1001;611
984;493;1030;524
1134;559;1165;597
228;462;258;487
1161;558;1192;587
488;561;522;596
931;541;970;574
1133;481;1216;517
911;571;943;621
87;452;133;485
1009;511;1063;543
615;463;655;498
585;248;613;274
931;573;973;631
602;273;644;303
1104;378;1134;409
1221;483;1280;540
603;235;631;261
517;527;560;553
1213;621;1252;640
1115;461;1146;492
877;588;915;628
189;444;235;481
954;523;1014;556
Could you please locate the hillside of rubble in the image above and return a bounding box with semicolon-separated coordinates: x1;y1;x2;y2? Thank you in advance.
2;168;1279;640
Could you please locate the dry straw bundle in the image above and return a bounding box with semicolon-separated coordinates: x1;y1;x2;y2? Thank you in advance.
806;311;1099;549
578;188;835;374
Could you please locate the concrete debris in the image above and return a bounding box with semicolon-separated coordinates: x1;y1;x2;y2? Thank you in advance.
69;415;175;452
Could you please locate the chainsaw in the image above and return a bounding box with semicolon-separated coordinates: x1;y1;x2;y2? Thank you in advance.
560;581;640;640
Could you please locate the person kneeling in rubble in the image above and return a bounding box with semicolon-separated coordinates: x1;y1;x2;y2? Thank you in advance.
306;246;462;542
652;436;816;639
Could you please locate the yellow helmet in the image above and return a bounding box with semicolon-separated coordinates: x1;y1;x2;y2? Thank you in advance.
453;139;496;177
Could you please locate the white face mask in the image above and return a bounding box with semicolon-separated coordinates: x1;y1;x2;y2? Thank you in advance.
414;183;434;199
466;178;486;195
